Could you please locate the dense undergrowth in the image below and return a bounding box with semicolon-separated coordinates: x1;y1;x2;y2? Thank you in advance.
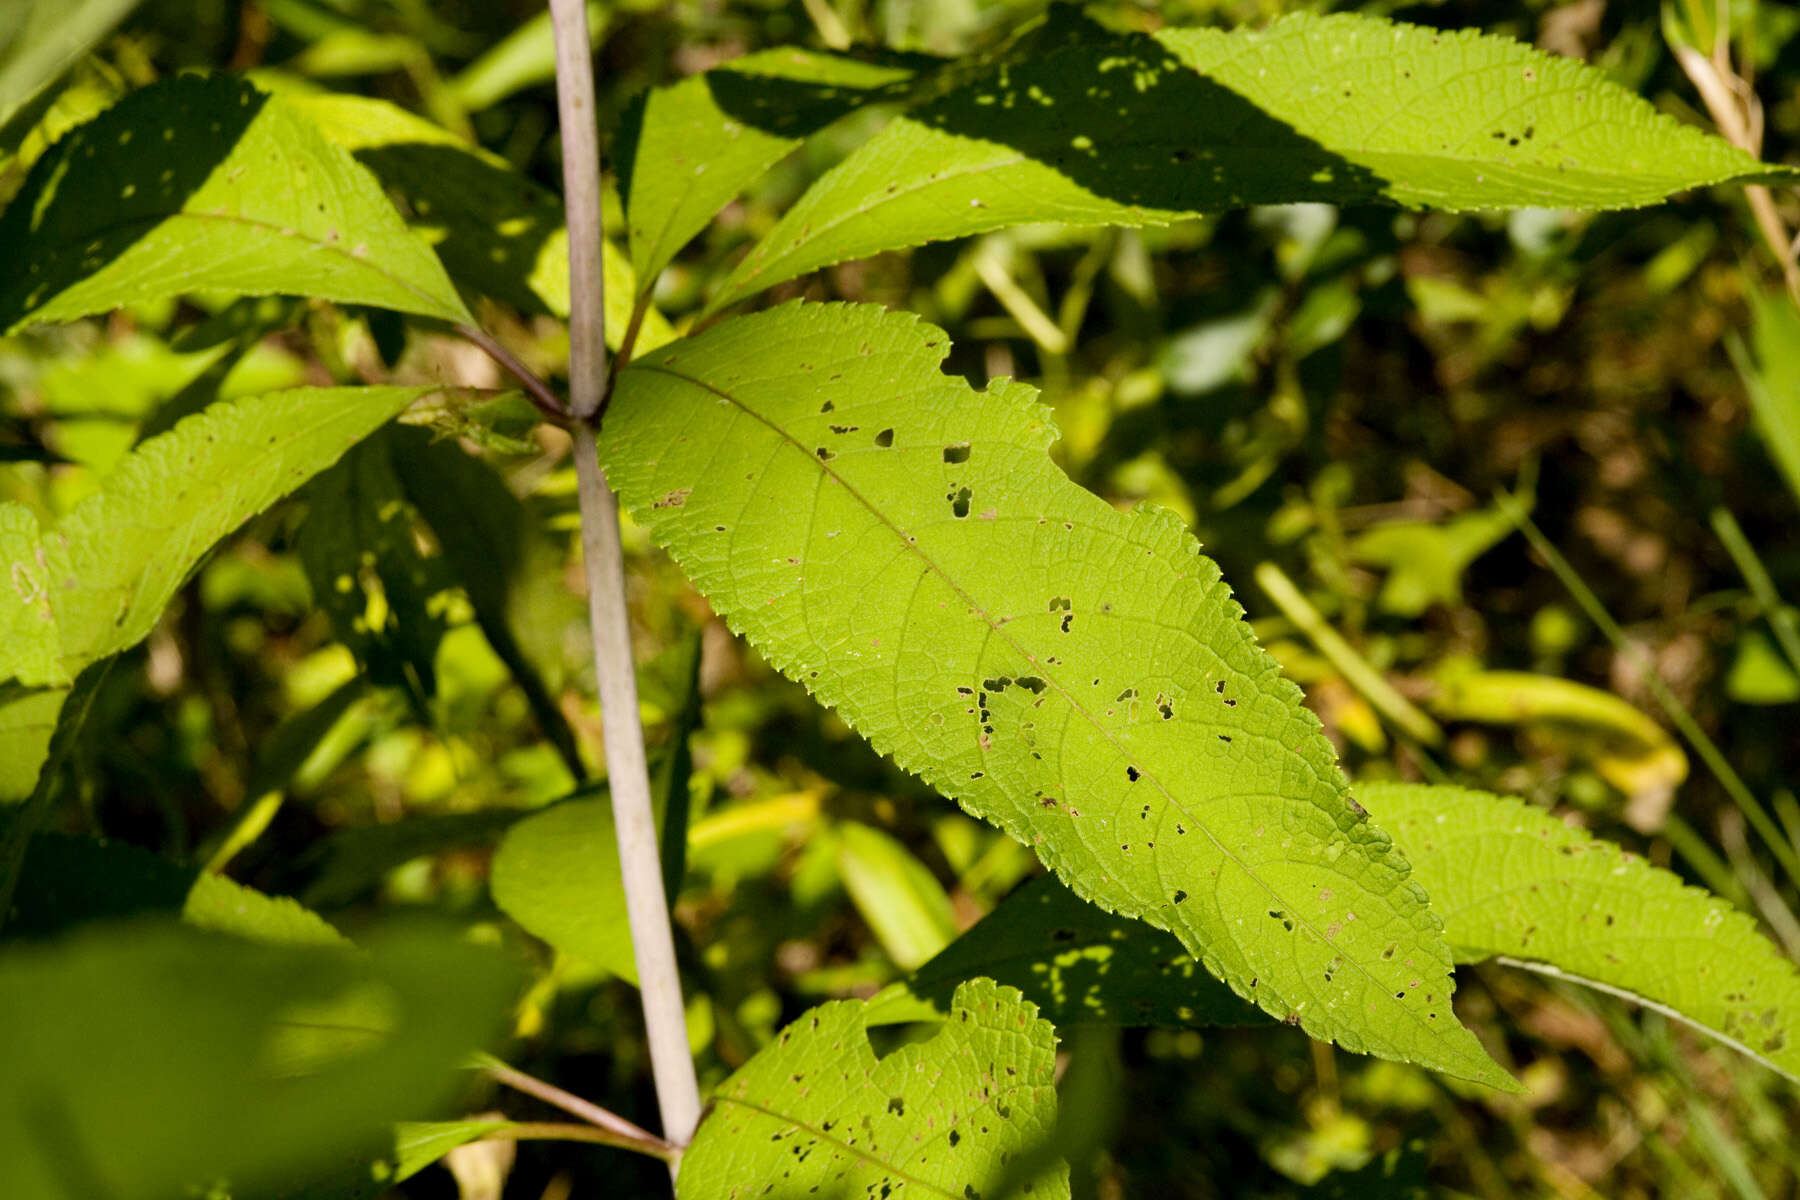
4;0;1800;1196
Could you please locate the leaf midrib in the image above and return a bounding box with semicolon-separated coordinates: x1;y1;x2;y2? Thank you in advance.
634;356;1446;1046
1492;955;1798;1085
714;1074;1049;1198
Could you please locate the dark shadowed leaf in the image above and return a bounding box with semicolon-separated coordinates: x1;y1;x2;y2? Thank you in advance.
1;75;472;330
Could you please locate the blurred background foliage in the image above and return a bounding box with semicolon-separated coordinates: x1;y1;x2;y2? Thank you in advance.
3;0;1800;1196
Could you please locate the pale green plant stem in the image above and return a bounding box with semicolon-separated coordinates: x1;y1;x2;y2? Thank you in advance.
1499;496;1800;886
456;322;570;422
973;240;1069;356
1253;561;1445;746
478;1121;678;1160
548;0;702;1160
1710;506;1800;679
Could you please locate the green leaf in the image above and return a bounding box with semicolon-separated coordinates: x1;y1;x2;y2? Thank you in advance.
1347;504;1517;617
387;427;583;779
0;684;67;803
4;832;193;938
837;820;958;971
1737;286;1800;510
868;872;1266;1029
1726;631;1800;706
707;13;1789;311
445;2;604;112
618;47;925;287
298;429;448;707
392;1118;515;1183
0;504;65;688
490;798;637;982
0;0;140;132
301;808;526;909
1420;666;1687;800
680;979;1068;1200
602;302;1514;1090
5;829;348;947
0;922;517;1200
0;74;473;332
181;871;350;947
1362;781;1800;1083
643;629;705;904
47;385;434;677
287;91;671;347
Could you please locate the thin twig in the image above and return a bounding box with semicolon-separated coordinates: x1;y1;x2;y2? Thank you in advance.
455;322;570;423
548;0;704;1162
482;1057;674;1156
1670;42;1800;306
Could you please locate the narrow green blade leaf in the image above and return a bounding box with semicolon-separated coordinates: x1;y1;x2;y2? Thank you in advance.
837;820;958;971
47;385;434;675
393;1118;515;1183
869;872;1267;1029
680;979;1068;1200
0;504;66;688
490;798;637;982
709;13;1789;311
0;74;474;331
644;629;706;904
1737;287;1800;510
618;48;926;287
1362;781;1800;1083
0;922;517;1200
0;0;140;131
602;302;1514;1090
